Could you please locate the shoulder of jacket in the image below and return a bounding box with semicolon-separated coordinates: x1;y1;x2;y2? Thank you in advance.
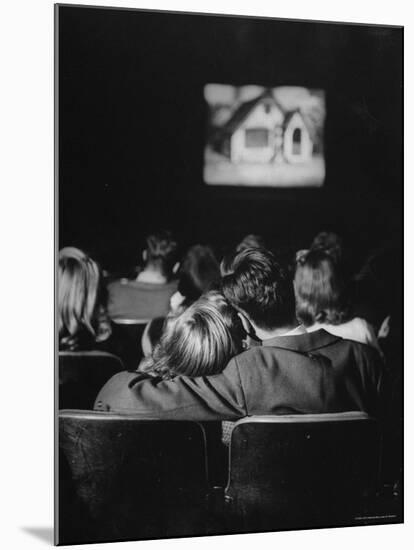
344;337;382;361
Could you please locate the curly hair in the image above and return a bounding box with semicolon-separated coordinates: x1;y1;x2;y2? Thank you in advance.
221;247;295;331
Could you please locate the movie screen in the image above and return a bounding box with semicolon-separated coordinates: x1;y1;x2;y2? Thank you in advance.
204;84;326;187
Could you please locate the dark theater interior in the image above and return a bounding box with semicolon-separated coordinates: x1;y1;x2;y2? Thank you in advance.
56;5;403;545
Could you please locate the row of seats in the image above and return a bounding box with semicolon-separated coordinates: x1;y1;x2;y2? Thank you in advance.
59;410;388;544
57;352;402;545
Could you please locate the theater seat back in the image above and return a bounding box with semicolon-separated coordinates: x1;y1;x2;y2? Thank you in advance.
111;319;149;368
58;351;124;409
225;412;380;531
58;410;208;544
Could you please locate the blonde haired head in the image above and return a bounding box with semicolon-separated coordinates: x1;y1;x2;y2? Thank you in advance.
58;247;110;350
149;291;244;379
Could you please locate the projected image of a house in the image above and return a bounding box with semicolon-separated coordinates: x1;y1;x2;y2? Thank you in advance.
204;85;325;187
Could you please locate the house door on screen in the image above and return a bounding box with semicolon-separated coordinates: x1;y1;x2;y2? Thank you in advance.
292;128;302;155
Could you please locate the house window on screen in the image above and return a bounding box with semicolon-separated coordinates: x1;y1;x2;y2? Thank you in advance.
245;128;269;148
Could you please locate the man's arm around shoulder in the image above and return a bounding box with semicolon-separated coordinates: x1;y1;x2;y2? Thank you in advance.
94;356;248;421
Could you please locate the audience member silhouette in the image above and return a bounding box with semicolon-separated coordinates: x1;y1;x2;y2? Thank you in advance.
58;247;112;351
169;244;221;314
294;248;380;350
107;231;179;321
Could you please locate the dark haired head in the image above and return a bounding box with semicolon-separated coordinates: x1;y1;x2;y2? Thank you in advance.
220;250;237;277
221;235;266;277
294;248;349;326
177;245;221;306
144;231;178;278
310;231;343;264
236;234;266;253
221;247;295;331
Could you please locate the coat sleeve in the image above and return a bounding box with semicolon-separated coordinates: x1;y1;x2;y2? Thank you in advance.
94;357;248;421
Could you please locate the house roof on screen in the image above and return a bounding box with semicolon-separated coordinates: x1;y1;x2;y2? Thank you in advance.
219;90;285;135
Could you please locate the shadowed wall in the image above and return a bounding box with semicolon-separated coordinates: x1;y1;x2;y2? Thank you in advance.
58;7;402;271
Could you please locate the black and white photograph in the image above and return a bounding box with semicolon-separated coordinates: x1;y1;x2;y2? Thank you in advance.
54;3;404;547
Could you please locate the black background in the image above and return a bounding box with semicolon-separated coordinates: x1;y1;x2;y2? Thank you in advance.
58;6;403;272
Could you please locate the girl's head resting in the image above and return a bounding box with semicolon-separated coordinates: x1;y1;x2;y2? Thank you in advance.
294;248;349;327
58;246;110;350
150;291;244;379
